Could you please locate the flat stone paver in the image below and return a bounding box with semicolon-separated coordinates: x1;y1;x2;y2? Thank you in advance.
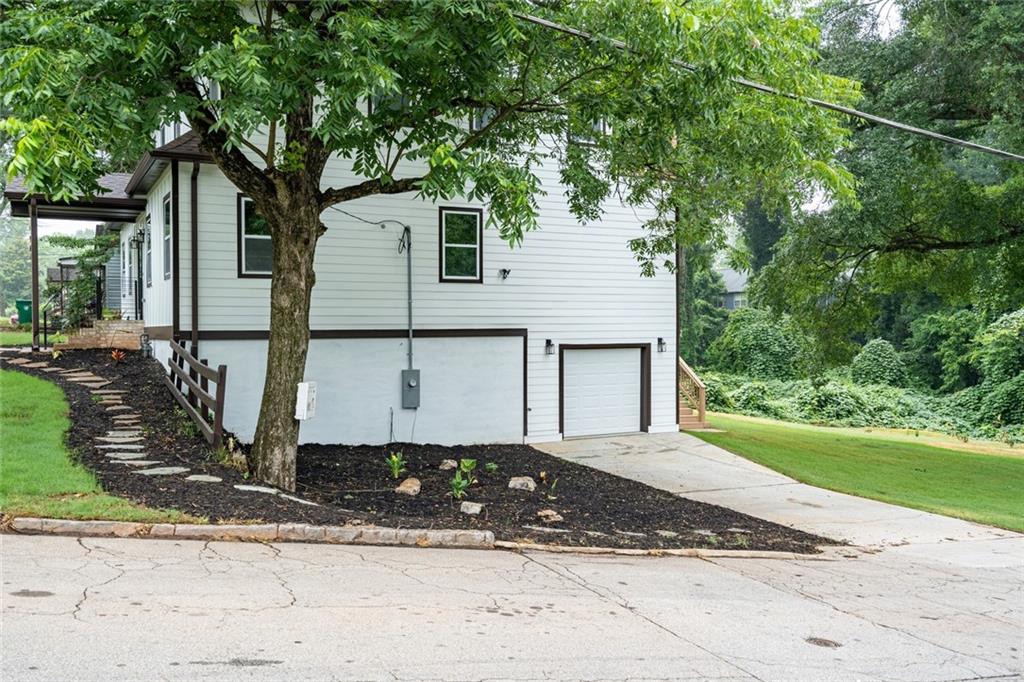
95;436;144;444
83;382;112;389
105;405;132;412
109;460;163;466
91;389;126;395
104;452;152;460
234;484;279;494
133;466;189;476
41;367;63;373
22;362;48;368
95;444;144;451
185;475;223;483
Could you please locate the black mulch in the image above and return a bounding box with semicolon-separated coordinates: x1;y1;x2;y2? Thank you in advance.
3;349;834;553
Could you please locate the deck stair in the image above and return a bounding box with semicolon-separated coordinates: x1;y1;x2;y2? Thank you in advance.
678;358;708;429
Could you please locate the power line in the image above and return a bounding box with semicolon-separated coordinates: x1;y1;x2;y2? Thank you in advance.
513;12;1024;164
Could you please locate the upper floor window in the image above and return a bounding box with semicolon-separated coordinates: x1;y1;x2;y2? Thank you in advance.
439;208;482;282
144;215;152;287
238;195;272;277
368;93;412;116
569;118;611;146
162;194;172;279
470;107;496;132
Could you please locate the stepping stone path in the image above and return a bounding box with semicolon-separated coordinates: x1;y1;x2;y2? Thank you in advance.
134;466;189;476
95;444;145;450
234;484;279;494
186;474;223;483
96;436;145;444
111;460;163;467
105;452;153;460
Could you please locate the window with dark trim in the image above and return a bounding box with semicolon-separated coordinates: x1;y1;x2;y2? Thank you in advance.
568;118;611;146
469;107;496;132
144;215;152;287
439;207;483;282
162;193;172;279
237;195;273;277
368;93;412;116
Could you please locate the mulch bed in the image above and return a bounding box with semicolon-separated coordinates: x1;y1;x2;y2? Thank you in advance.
2;349;833;553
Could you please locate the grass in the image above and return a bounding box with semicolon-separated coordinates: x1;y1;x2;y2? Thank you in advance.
0;369;195;522
0;330;67;346
691;412;1024;532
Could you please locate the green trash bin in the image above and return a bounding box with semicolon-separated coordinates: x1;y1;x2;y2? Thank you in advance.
15;299;32;324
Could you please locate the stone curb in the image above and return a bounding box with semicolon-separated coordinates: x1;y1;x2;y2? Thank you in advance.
4;517;494;549
493;540;857;561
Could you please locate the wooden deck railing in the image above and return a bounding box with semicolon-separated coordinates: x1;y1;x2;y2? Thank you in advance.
678;357;706;425
164;339;228;450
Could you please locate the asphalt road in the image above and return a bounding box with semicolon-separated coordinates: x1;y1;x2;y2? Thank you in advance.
2;533;1021;681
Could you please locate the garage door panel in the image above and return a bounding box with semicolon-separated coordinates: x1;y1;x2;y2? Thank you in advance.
563;348;641;438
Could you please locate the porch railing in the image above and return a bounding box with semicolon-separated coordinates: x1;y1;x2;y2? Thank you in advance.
678;357;706;426
164;339;228;450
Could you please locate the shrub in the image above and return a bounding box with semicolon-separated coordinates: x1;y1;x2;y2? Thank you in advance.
795;382;866;424
907;309;982;392
706;308;803;380
850;339;906;387
702;374;733;411
729;382;786;419
979;374;1024;426
974;309;1024;384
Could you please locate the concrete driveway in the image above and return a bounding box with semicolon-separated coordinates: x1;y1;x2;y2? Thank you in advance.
2;432;1021;681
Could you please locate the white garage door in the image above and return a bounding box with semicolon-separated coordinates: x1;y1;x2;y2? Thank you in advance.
563;348;641;438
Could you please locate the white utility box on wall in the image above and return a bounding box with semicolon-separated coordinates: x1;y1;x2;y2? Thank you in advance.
295;382;317;420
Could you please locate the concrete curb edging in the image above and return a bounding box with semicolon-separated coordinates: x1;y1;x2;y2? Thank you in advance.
3;516;858;559
494;540;858;561
4;517;494;549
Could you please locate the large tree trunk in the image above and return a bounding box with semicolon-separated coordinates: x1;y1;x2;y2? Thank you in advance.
250;190;323;491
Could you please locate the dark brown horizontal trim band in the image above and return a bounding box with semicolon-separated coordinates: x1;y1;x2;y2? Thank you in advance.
195;328;528;341
144;325;173;340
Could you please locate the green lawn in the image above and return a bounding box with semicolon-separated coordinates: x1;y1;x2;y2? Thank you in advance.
0;331;66;346
691;413;1024;532
0;369;193;522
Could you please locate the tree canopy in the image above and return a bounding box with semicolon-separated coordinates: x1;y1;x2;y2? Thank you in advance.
1;0;857;487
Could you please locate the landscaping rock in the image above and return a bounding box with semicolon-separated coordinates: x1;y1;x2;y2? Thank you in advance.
460;501;484;516
727;527;751;534
656;530;680;538
536;509;564;523
508;476;536;492
133;466;189;476
394;477;421;496
280;493;319;507
278;523;326;542
522;524;571;534
185;474;223;483
234;484;279;495
438;459;458;470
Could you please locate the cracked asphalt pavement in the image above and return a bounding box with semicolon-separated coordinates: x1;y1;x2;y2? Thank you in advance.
2;533;1021;681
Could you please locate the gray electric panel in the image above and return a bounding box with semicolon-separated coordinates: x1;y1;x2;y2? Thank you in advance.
401;369;420;409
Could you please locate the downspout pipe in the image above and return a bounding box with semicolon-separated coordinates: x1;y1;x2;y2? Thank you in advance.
404;226;413;370
190;162;200;349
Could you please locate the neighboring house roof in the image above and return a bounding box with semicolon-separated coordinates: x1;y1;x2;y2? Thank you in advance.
126;130;213;196
4;172;146;222
717;267;749;295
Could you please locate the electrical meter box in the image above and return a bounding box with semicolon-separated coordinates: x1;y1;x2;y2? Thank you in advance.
401;369;420;409
295;382;317;420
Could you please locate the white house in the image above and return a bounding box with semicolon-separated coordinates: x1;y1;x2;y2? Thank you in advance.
7;123;681;446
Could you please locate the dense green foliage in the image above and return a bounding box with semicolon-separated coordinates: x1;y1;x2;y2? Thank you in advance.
706;308;804;379
850;339;905;387
697;413;1024;531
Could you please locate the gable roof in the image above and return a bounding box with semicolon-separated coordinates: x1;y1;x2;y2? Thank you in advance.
717;267;749;295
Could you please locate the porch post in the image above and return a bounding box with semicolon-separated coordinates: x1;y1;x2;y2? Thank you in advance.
29;198;40;351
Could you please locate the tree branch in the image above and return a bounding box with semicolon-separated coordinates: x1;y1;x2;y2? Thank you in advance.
319;176;425;210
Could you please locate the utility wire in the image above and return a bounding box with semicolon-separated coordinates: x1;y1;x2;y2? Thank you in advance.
513;12;1024;164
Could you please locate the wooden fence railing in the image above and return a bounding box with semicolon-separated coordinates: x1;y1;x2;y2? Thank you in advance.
163;339;228;450
678;357;706;426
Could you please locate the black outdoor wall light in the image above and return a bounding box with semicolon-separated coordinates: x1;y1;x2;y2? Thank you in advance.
657;337;667;352
545;339;554;355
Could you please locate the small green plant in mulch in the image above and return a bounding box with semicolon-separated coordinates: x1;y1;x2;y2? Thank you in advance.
90;394;103;403
384;451;407;480
484;462;498;474
458;458;477;481
173;407;200;438
449;470;470;500
546;478;559;501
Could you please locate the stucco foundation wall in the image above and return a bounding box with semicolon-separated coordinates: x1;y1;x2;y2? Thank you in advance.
199;336;525;445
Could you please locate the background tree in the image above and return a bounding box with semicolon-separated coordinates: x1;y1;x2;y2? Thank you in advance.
2;0;854;489
757;0;1024;359
738;196;785;273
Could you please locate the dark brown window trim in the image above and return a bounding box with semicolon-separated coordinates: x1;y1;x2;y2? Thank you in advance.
438;206;484;283
557;343;652;437
162;192;172;280
236;193;272;279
